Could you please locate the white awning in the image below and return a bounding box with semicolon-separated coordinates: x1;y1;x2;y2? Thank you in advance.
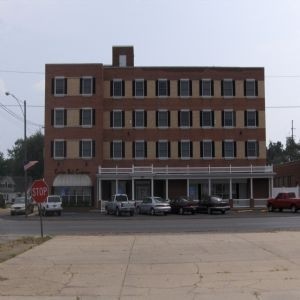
53;174;92;187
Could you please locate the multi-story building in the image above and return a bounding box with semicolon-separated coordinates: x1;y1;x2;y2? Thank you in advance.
44;46;274;208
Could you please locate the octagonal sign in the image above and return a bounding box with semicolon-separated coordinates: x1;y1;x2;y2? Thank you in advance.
31;179;48;203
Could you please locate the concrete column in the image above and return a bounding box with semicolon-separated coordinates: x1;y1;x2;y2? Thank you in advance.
166;179;169;200
132;178;135;200
208;178;211;196
187;178;190;196
151;178;154;197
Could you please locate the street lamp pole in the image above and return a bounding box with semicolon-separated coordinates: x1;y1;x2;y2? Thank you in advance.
5;92;28;217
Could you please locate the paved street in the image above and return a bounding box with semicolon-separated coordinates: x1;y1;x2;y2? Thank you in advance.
1;232;300;299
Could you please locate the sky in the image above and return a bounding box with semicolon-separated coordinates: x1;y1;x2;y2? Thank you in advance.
1;0;300;157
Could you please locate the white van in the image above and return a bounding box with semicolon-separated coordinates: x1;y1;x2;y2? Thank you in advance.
40;195;63;216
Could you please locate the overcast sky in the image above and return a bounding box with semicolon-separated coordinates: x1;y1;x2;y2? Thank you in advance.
1;0;300;157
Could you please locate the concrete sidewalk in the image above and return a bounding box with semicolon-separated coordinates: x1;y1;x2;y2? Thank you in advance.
1;232;300;299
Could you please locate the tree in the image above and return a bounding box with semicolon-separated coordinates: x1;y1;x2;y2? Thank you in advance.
285;137;300;162
266;141;286;165
0;152;9;176
7;131;44;179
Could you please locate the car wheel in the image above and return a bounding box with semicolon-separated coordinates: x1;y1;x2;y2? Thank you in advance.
179;207;184;215
150;208;155;216
291;205;297;213
268;205;274;212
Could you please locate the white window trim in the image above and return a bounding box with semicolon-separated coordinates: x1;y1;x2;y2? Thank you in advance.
246;109;257;128
158;78;168;98
135;140;145;160
181;139;191;160
81;139;93;159
245;79;256;99
201;109;213;128
223;109;234;128
134;109;145;129
224;139;235;160
81;107;93;128
180;109;191;129
157;110;169;128
223;78;234;98
54;76;65;97
247;140;258;159
201;78;212;98
54;108;65;128
112;140;123;160
113;79;123;98
180;79;190;98
135;79;144;99
158;140;169;160
54;139;65;160
202;139;213;159
81;76;93;96
113;110;123;129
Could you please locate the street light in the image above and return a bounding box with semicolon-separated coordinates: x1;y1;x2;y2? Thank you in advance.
5;92;28;217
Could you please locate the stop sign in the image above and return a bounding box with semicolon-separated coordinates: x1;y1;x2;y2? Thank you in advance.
31;180;48;203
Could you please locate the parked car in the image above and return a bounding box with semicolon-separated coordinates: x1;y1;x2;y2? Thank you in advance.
10;196;34;215
136;196;171;215
198;195;230;214
267;192;300;212
105;194;135;216
40;195;63;216
170;196;199;214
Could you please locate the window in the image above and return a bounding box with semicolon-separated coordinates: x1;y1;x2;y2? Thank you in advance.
54;77;66;96
111;79;124;97
133;79;147;97
156;79;169;97
80;77;94;95
119;55;127;67
54;108;65;127
179;110;192;128
111;110;124;128
223;140;236;159
178;79;191;97
156;110;169;128
53;140;65;159
156;141;169;159
222;110;235;127
179;140;192;159
222;79;235;97
80;108;93;127
200;79;214;97
246;141;259;158
133;110;146;128
134;141;147;159
201;140;214;159
244;79;258;97
80;140;94;158
201;110;214;127
245;110;258;127
111;141;124;159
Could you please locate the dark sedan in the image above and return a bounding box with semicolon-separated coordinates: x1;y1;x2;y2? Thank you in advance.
170;196;199;215
198;195;230;214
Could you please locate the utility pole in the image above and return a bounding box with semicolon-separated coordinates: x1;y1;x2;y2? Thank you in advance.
292;120;295;141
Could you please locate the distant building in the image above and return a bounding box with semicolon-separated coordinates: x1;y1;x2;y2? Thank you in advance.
0;176;32;203
44;46;274;208
274;161;300;187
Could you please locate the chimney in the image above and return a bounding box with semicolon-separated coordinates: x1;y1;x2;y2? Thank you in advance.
112;46;134;67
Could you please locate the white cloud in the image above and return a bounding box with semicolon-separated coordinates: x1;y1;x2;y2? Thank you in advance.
34;79;45;93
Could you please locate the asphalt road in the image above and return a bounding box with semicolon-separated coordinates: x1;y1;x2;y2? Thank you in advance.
1;208;300;236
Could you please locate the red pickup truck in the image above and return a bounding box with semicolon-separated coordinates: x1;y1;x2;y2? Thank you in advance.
267;192;300;213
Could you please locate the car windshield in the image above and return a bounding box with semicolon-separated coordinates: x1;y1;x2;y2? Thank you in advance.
14;198;25;204
153;197;164;203
115;195;128;202
48;196;61;203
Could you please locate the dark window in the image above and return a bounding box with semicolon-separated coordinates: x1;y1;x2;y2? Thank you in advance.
222;79;235;97
244;79;258;97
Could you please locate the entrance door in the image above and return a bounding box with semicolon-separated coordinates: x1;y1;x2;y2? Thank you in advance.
135;180;151;200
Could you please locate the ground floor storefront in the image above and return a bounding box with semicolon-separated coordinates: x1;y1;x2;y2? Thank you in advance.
96;165;274;209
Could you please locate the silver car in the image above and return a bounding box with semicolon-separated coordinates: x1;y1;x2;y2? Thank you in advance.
136;196;171;215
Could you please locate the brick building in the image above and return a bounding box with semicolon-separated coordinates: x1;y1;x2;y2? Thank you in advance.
44;46;274;208
274;161;300;188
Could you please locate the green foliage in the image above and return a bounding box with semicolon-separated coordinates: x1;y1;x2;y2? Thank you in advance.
267;138;300;165
4;131;44;179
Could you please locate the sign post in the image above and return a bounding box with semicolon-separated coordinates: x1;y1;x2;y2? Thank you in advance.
31;179;48;238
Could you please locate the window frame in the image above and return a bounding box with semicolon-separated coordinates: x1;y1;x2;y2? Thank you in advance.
180;140;191;159
112;110;123;128
54;139;65;159
54;108;65;128
81;108;93;127
158;79;168;97
201;79;212;97
54;77;65;96
201;110;213;128
245;110;257;128
113;79;123;98
223;140;235;159
112;140;123;160
81;77;93;96
222;79;234;98
179;79;190;98
179;109;191;128
157;110;169;128
157;140;169;160
134;110;145;128
134;140;146;160
81;139;93;159
135;79;145;98
246;140;258;158
202;140;213;159
245;79;257;98
223;110;235;128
